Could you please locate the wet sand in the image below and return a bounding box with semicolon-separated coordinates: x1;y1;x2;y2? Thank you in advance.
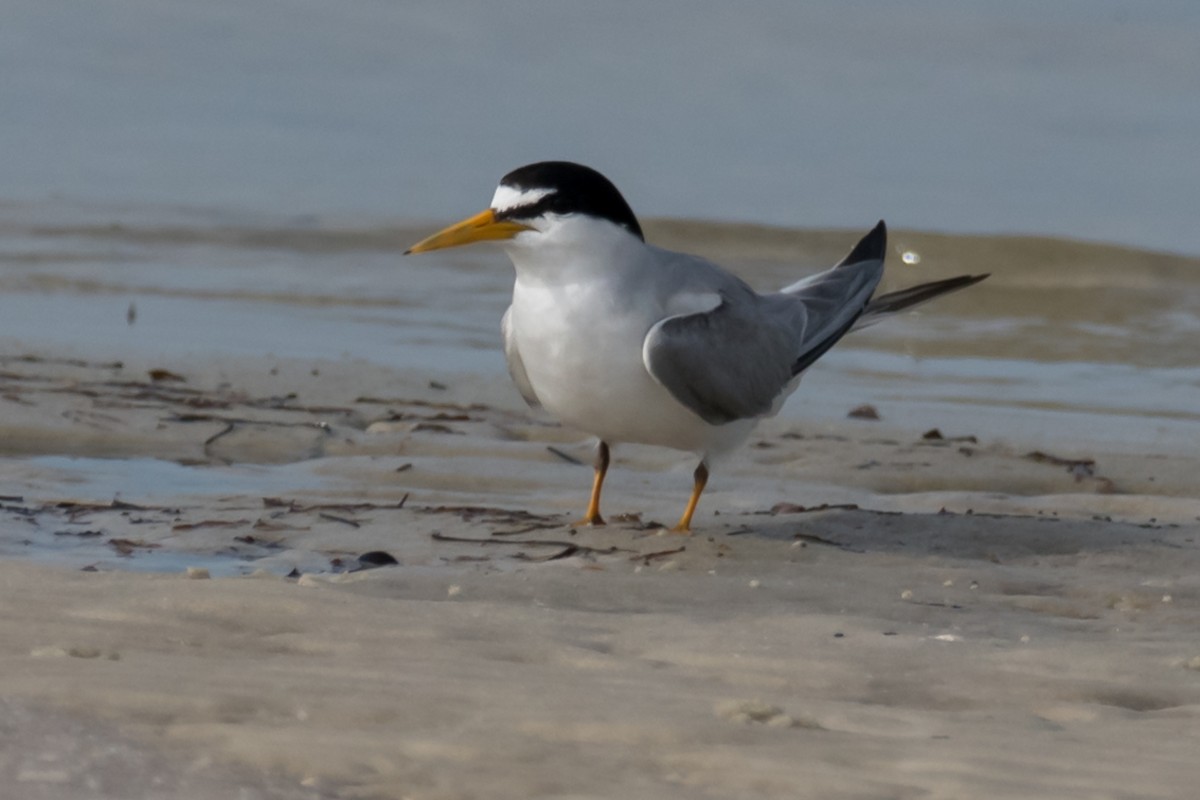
2;346;1199;799
5;2;1200;792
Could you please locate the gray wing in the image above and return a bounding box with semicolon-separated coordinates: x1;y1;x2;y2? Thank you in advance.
501;306;541;408
643;287;799;426
642;222;888;426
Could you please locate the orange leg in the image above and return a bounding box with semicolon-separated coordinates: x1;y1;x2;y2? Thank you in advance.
671;461;709;534
573;441;609;527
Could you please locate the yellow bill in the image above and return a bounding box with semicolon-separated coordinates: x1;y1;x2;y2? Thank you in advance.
404;209;532;254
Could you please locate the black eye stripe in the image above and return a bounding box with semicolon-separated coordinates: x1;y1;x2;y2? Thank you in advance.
494;161;645;241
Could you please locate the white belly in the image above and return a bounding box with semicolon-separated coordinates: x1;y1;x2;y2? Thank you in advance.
509;280;753;455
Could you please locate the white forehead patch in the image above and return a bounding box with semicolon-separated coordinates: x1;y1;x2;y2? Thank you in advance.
491;185;554;213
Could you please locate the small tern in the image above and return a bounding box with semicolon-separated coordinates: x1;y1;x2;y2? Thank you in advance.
407;161;986;532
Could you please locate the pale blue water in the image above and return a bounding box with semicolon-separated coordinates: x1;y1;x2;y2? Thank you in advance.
1;217;1196;455
0;457;334;575
3;1;1199;254
0;0;1196;478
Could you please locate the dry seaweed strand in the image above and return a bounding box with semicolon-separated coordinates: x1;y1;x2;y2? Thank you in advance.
261;496;409;513
430;532;630;559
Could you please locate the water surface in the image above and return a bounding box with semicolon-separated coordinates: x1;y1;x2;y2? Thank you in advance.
2;208;1196;454
3;1;1199;253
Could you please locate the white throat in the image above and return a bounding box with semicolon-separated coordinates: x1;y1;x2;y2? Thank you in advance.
502;214;646;287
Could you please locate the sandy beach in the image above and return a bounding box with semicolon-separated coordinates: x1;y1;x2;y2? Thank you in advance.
4;3;1200;796
2;342;1198;799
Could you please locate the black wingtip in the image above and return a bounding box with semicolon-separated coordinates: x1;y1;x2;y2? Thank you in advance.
839;220;887;267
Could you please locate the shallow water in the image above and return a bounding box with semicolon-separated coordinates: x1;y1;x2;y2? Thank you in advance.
1;207;1196;454
4;2;1200;254
3;3;1200;581
1;523;254;576
3;2;1198;465
1;456;336;575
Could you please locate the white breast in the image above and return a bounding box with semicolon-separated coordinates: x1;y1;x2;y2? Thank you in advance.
507;276;752;456
500;216;760;457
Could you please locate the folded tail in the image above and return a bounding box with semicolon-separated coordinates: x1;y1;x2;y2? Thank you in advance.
781;222;988;373
854;273;989;330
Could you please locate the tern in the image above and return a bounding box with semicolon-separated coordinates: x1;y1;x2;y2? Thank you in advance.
406;161;986;532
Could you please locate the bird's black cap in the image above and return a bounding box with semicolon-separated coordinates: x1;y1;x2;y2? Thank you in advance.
495;161;644;241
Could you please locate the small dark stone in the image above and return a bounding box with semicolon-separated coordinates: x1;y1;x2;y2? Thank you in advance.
357;550;400;569
847;404;880;420
148;368;186;383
